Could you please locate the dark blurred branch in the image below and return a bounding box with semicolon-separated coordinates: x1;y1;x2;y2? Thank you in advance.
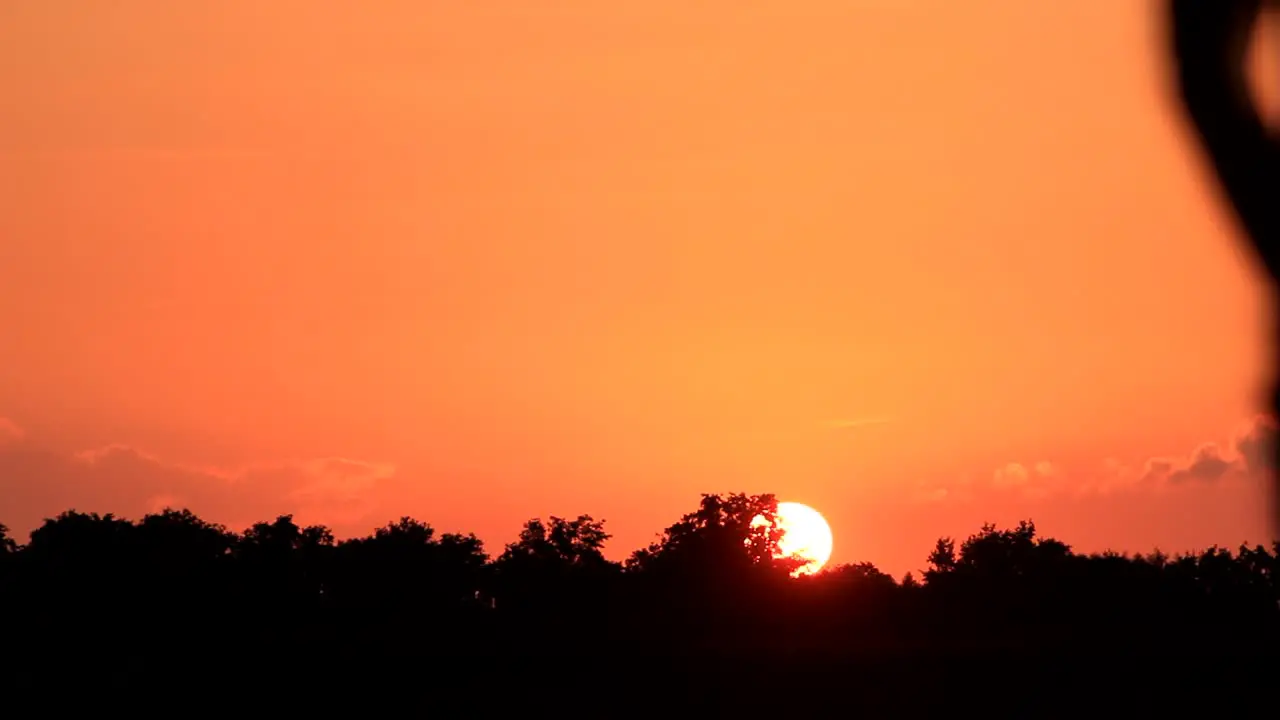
1167;0;1280;534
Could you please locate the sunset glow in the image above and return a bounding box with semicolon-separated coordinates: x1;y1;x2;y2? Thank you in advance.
782;502;835;575
757;501;835;575
0;2;1272;577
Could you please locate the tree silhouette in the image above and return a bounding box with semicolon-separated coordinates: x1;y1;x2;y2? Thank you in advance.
619;493;820;655
1;503;1276;703
491;515;617;604
625;492;806;577
0;523;16;555
331;517;487;623
132;508;236;640
487;515;621;652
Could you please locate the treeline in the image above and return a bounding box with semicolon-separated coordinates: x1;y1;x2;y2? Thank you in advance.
1;493;1277;704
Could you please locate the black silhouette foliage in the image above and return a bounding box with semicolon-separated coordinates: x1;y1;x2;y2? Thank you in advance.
1;495;1276;709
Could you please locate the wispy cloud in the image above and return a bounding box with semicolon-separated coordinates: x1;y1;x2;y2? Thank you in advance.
915;415;1277;504
0;419;399;539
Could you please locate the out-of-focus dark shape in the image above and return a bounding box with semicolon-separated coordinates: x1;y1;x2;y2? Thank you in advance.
1167;0;1280;533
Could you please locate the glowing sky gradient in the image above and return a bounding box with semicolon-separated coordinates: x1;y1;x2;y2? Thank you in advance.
0;1;1273;575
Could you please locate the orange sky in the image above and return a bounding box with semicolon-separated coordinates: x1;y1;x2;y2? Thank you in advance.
0;1;1274;576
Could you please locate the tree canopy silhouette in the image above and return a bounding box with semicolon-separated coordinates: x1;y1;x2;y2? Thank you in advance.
2;494;1276;708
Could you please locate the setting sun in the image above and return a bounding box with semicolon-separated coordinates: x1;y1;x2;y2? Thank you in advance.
771;502;835;576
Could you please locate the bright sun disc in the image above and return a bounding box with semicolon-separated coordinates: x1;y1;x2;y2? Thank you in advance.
754;501;834;576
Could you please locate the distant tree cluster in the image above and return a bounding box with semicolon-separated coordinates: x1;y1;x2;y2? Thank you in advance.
1;493;1277;703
